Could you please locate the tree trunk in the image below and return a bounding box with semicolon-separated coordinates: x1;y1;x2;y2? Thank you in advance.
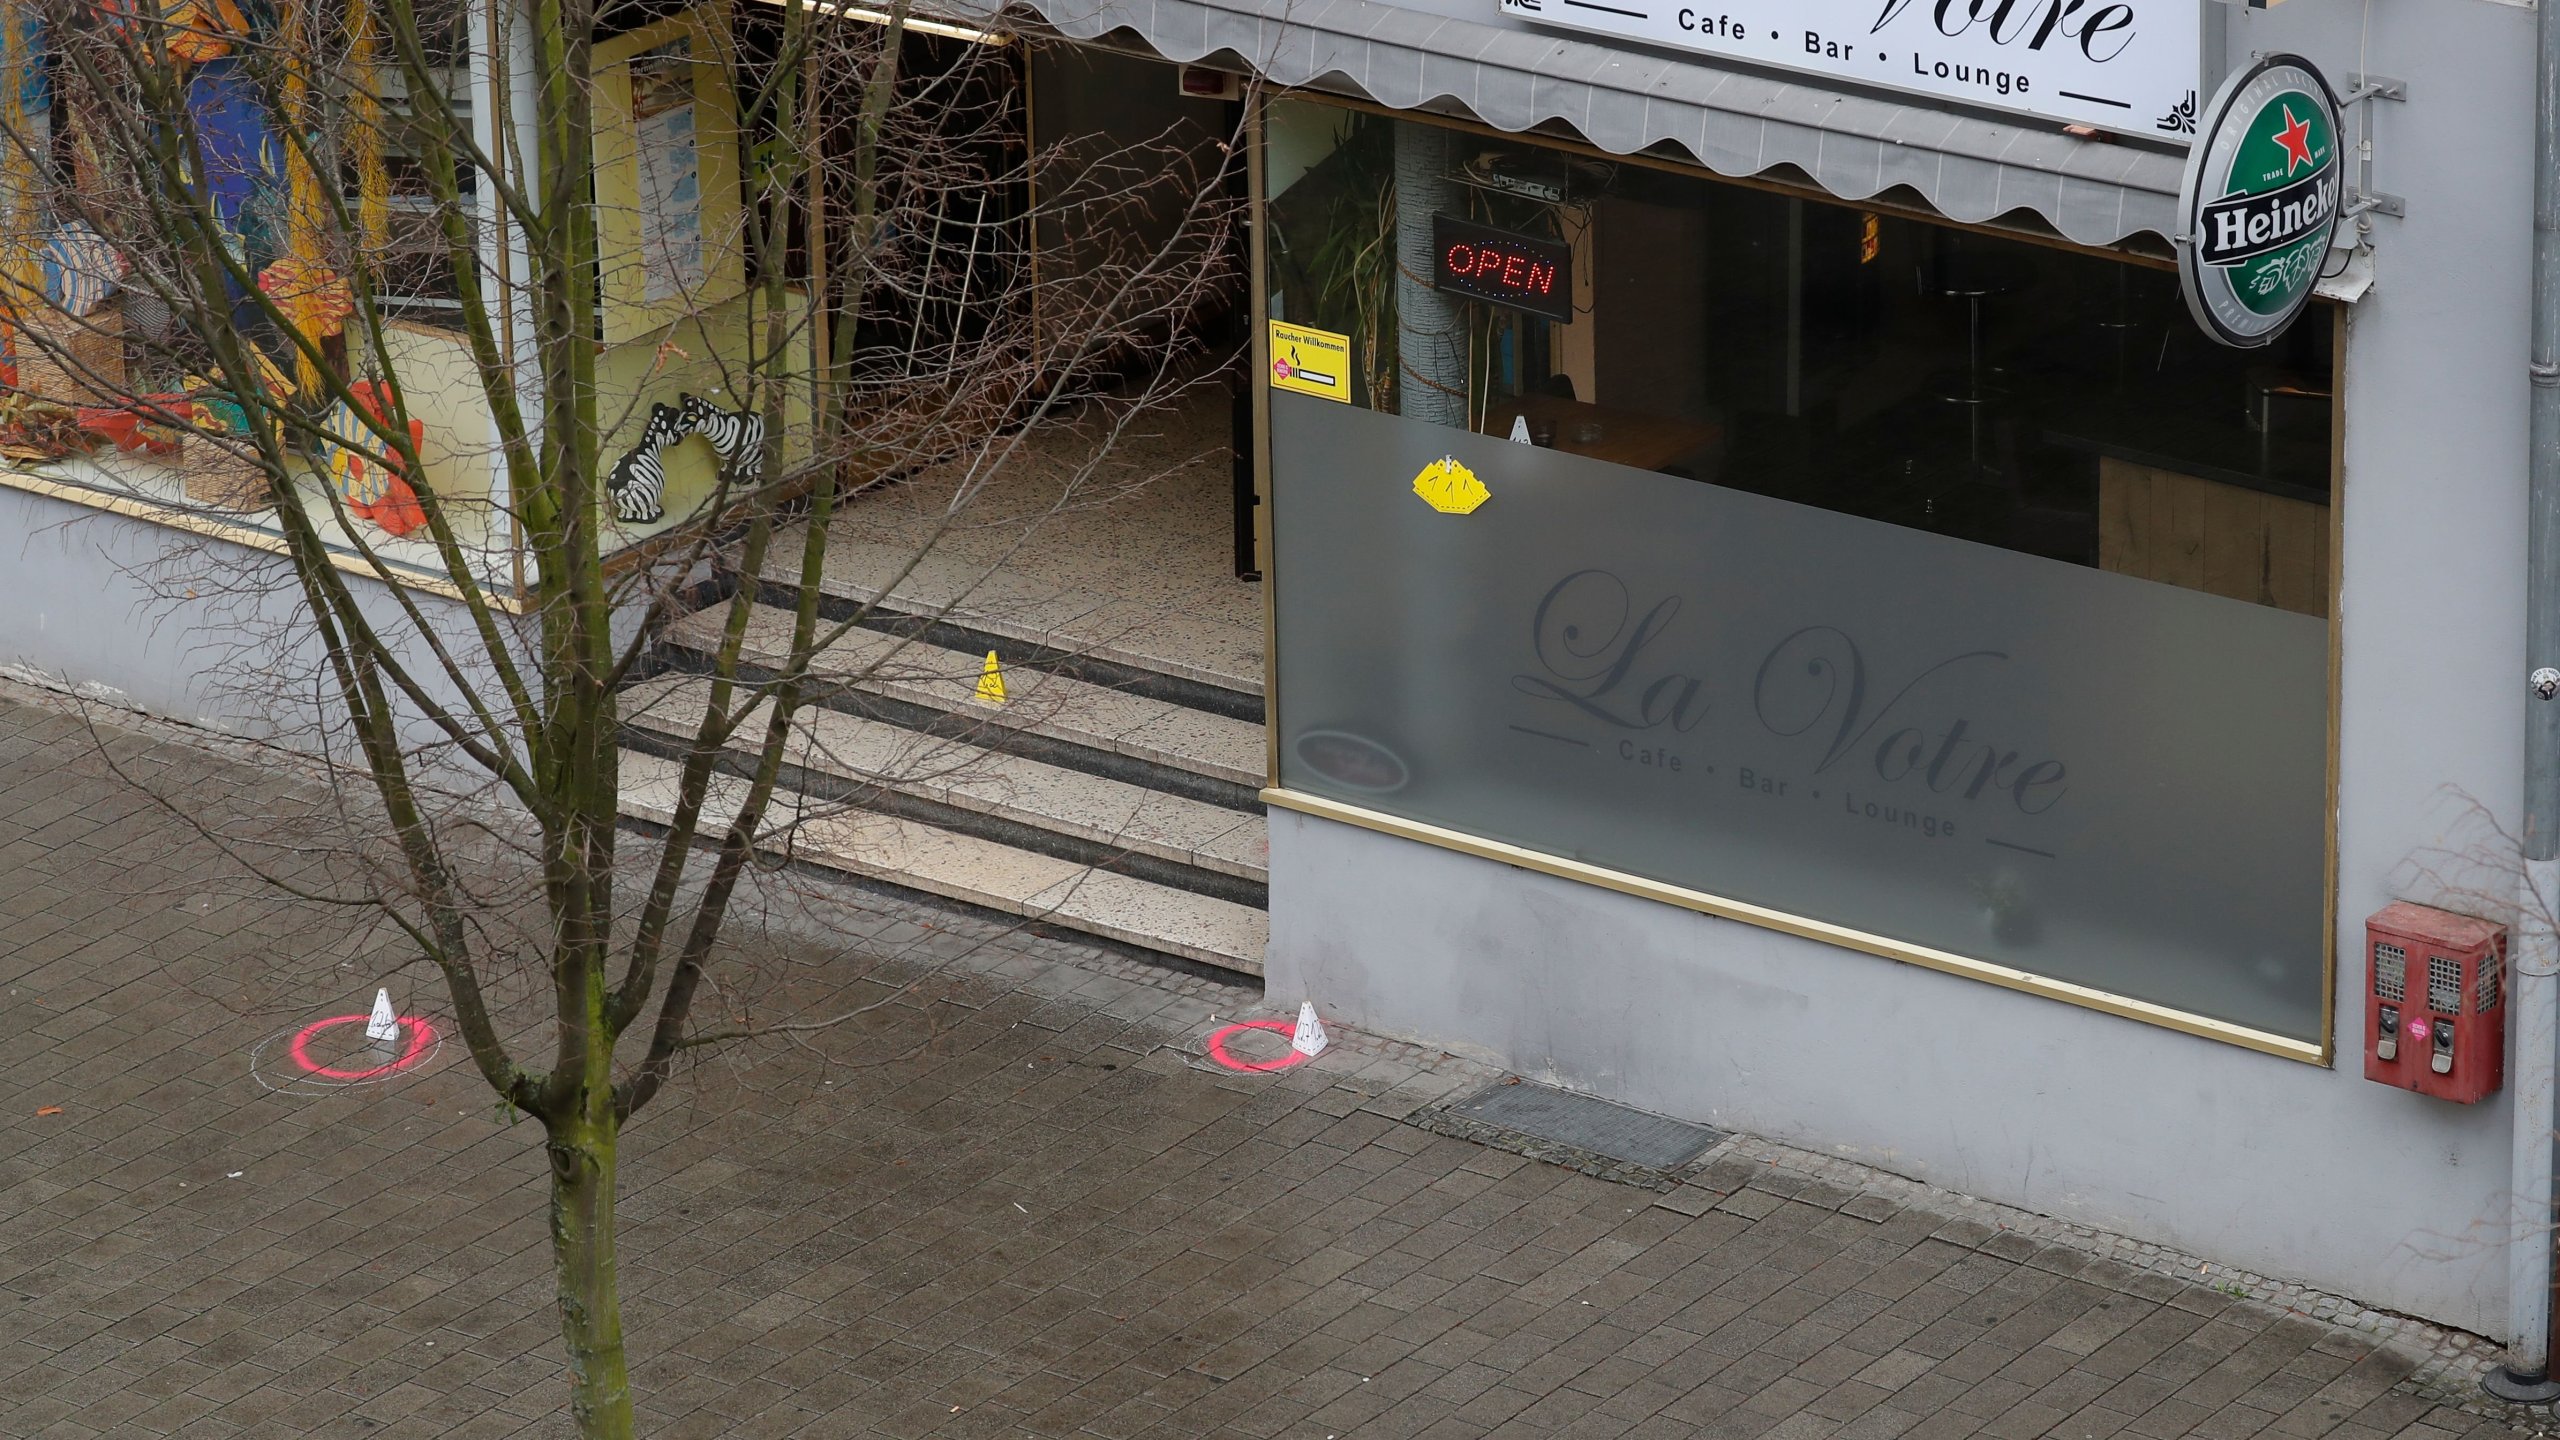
547;1117;634;1438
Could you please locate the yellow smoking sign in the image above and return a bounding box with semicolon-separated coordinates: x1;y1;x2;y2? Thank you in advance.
1267;320;1352;403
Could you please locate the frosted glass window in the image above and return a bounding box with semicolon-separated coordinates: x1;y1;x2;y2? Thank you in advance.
1270;395;2328;1040
1265;104;2331;1041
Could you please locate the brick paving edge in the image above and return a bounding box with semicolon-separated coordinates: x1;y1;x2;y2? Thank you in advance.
1682;1135;2549;1430
10;663;2551;1433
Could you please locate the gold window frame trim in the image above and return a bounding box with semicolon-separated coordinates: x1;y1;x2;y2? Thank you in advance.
1264;785;2329;1065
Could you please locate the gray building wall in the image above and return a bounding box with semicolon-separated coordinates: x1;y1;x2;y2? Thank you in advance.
1267;0;2544;1337
1270;809;2513;1333
0;485;556;789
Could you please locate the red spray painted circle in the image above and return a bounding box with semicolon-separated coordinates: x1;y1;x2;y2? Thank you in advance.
1205;1019;1310;1073
288;1015;439;1080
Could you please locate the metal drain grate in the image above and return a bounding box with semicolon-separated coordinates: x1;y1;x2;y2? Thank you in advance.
1446;1079;1725;1172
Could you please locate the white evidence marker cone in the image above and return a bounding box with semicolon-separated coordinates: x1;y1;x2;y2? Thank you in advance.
1291;1001;1329;1058
1508;414;1533;445
366;988;399;1042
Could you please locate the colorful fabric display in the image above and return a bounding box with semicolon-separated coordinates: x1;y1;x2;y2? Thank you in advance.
98;0;252;64
183;58;274;283
319;379;427;536
122;289;176;343
256;255;352;340
160;0;253;64
189;386;248;435
40;222;122;317
75;401;183;455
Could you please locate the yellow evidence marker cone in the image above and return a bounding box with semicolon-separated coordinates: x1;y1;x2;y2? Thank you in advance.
974;650;1006;707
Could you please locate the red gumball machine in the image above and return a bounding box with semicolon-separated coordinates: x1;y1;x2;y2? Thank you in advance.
2364;902;2506;1104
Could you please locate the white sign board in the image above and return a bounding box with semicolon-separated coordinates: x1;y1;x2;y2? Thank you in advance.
1497;0;2199;142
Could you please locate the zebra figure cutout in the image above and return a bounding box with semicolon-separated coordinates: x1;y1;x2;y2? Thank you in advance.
677;392;766;484
604;402;687;524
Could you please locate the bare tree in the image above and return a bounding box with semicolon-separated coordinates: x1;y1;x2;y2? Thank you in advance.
0;0;1241;1430
2398;791;2551;964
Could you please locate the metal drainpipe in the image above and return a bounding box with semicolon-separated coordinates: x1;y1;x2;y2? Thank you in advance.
2499;0;2560;1393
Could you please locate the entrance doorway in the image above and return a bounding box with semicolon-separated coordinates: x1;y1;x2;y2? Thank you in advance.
1023;42;1259;580
647;33;1271;973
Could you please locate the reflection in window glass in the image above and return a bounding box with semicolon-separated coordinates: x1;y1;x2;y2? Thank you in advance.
1266;100;2333;616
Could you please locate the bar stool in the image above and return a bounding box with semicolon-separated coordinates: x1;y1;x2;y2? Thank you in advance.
2247;366;2333;480
1929;250;2035;476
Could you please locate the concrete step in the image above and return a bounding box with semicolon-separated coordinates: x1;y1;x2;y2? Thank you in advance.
659;603;1267;797
622;673;1268;901
617;747;1268;975
769;527;1266;699
751;574;1260;724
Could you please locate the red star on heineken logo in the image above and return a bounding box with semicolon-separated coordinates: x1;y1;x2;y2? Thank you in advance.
2272;104;2314;175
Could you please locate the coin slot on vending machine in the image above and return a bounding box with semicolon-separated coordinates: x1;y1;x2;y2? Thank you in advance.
2364;904;2505;1104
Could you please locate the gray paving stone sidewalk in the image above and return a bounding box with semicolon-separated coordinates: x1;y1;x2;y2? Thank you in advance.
0;681;2546;1440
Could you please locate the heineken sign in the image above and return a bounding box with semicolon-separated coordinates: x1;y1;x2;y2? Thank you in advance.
2177;56;2343;349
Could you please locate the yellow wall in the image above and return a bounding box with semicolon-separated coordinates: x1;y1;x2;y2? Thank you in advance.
379;318;503;512
591;4;749;347
594;286;815;538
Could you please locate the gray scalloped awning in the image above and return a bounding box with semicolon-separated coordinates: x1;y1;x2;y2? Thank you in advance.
1017;0;2185;248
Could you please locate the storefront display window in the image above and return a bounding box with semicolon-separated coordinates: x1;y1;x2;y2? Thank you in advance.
0;0;816;592
0;0;517;589
1264;99;2334;1048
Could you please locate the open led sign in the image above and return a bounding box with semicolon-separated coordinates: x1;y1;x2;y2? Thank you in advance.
1431;213;1574;323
